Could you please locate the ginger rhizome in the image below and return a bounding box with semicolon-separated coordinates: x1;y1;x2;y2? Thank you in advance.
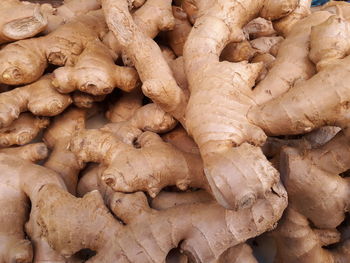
0;10;108;85
0;143;66;263
52;39;139;96
0;75;71;128
183;0;299;209
103;103;177;144
70;129;210;197
43;107;87;194
34;180;287;262
102;0;188;121
279;131;350;229
273;208;350;263
0;0;48;44
0;113;49;147
252;11;330;104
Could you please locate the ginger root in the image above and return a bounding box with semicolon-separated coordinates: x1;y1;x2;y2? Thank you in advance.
43;107;87;194
0;0;48;44
102;103;177;144
0;10;108;85
70;129;210;197
252;11;330;104
279;131;350;229
0;113;49;147
274;208;350;263
183;0;298;209
102;0;188;121
0;75;71;128
34;180;287;262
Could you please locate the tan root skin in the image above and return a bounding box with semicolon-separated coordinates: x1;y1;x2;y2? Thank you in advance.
0;144;66;263
249;57;350;135
274;208;350;263
243;17;276;39
72;91;106;109
183;0;298;209
0;10;108;85
166;6;192;56
102;0;188;121
252;11;331;105
0;113;49;147
0;0;48;44
279;131;350;229
273;0;312;36
220;40;258;63
162;126;200;155
43;107;87;194
309;14;350;71
70;129;209;197
34;180;286;262
106;88;143;123
52;40;139;96
0;75;71;128
102;103;177;144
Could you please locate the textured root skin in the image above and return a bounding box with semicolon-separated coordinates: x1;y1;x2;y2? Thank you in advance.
220;41;257;63
217;243;258;263
243;17;276;39
321;1;350;20
250;36;284;55
151;191;213;210
106;88;143;123
0;113;49;147
183;0;298;209
102;0;188;121
248;54;350;136
0;0;48;44
309;15;350;71
52;40;139;96
37;0;101;35
0;40;48;85
166;6;192;56
0;142;48;163
279;131;350;229
0;148;66;263
273;0;312;36
251;53;275;83
273;208;350;263
43;107;86;194
162;126;200;154
72;91;106;109
35;181;287;262
0;10;108;85
252;11;331;105
0;75;72;128
164;55;190;98
103;103;177;144
70;129;210;197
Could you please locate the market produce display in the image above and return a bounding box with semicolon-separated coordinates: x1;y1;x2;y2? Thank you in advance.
1;0;350;262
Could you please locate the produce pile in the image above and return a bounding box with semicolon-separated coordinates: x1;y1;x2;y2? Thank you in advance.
1;0;350;262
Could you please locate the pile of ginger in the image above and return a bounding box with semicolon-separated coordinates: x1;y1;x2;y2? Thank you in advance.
2;0;350;262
